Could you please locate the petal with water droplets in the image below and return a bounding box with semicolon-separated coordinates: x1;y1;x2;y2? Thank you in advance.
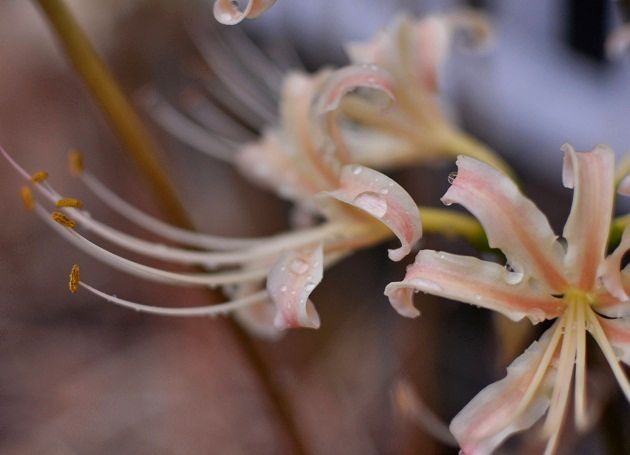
323;165;422;261
267;243;323;330
385;250;562;321
442;156;566;292
213;0;277;25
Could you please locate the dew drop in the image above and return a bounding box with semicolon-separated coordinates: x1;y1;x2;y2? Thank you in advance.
353;191;388;218
289;258;309;275
280;285;288;293
504;270;524;285
379;188;389;195
352;166;363;175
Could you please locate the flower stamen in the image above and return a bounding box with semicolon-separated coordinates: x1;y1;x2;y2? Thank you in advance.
56;197;83;209
51;211;77;229
20;186;34;210
30;170;49;183
68;264;80;293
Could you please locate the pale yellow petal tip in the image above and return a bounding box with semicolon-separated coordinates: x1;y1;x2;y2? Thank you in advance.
52;211;77;229
20;186;34;211
68;150;84;176
56;197;83;209
30;170;49;183
69;264;80;294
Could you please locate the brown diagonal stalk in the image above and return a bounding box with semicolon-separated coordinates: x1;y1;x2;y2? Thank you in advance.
34;0;307;453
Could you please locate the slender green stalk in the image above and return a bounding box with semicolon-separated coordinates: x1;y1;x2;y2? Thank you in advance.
34;1;308;453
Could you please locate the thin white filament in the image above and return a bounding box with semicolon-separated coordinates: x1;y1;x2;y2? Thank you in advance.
80;281;268;317
37;205;269;288
144;90;237;162
80;171;265;250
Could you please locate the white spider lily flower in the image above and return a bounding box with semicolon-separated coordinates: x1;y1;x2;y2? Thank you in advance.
386;145;630;454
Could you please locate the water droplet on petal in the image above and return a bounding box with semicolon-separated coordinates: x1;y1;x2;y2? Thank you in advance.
504;270;524;285
353;192;388;218
280;285;288;293
379;188;389;195
352;166;363;175
289;258;309;275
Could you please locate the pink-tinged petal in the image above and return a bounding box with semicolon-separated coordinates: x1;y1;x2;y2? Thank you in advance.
312;64;395;164
562;144;615;290
323;165;422;261
451;327;558;455
442;156;567;292
280;71;341;187
409;15;451;92
385;250;562;321
599;317;630;366
266;243;323;330
225;283;284;340
592;283;630;318
213;0;277;25
618;174;630;196
235;130;323;201
602;226;630;302
235;301;284;340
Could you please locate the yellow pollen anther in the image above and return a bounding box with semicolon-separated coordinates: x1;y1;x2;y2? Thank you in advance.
56;198;83;209
30;171;49;183
69;264;80;294
68;150;84;176
52;211;77;229
20;186;34;210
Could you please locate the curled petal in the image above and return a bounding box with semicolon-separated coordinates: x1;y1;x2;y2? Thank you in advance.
562;144;615;290
312;64;395;164
618;174;630;196
451;327;558;455
602;226;630;302
385;250;562;321
213;0;277;25
225;283;284;340
235;301;284;340
267;243;323;330
442;156;567;292
235;129;323;202
323;165;422;261
313;64;395;115
599;317;630;366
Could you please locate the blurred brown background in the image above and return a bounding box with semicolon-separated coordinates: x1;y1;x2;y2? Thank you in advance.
0;1;628;454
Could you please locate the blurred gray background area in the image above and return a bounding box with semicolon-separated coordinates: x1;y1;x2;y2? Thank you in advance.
0;1;629;454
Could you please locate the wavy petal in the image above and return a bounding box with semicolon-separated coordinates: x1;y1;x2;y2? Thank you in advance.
599;317;630;367
602;225;630;302
312;64;395;164
450;327;558;455
385;250;562;320
213;0;277;25
442;156;566;292
267;243;323;329
323;165;422;261
562;144;615;290
235;129;323;201
617;174;630;196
